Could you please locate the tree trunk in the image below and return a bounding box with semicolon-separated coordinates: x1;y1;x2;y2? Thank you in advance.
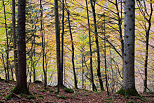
33;26;36;82
82;54;84;89
2;0;9;81
117;0;139;96
115;0;124;76
85;0;96;91
40;0;47;89
59;0;65;87
12;0;18;81
143;0;153;93
103;13;109;95
12;0;29;94
54;0;61;92
67;9;78;89
90;0;104;91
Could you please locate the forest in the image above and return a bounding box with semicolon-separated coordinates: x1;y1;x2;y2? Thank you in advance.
0;0;154;102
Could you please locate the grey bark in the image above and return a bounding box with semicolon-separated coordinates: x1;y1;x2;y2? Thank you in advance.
123;0;135;90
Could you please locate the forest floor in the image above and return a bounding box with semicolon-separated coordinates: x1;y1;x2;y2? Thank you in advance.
0;80;154;103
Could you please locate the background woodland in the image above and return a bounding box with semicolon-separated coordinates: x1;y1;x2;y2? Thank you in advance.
0;0;154;94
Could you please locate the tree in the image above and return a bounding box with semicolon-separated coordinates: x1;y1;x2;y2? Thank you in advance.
40;0;47;89
117;0;139;96
54;0;61;92
136;0;153;93
2;0;9;81
12;0;29;94
90;0;105;91
59;0;65;87
12;0;18;81
85;0;96;91
67;9;78;89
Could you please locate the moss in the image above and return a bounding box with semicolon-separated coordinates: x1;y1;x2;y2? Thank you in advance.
33;92;37;94
38;89;45;92
116;88;140;97
25;95;36;99
71;94;75;97
38;95;44;98
57;95;66;100
94;91;98;93
4;93;13;100
20;93;36;99
11;86;30;94
85;94;89;96
84;89;88;92
20;94;27;98
75;92;80;95
0;90;4;93
64;88;74;93
47;89;54;93
0;100;4;103
101;99;105;102
127;101;134;103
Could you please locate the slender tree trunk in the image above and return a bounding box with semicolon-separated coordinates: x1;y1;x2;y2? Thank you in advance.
103;13;109;95
144;1;153;93
33;26;36;82
1;53;7;80
40;0;47;89
115;0;124;76
12;0;18;81
54;0;61;92
2;0;9;81
82;53;84;89
67;9;78;89
90;0;104;91
85;0;96;91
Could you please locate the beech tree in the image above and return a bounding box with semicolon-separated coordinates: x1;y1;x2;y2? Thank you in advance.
117;0;139;96
90;0;104;91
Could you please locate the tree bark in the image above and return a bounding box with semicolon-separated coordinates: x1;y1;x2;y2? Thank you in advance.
85;0;96;91
59;0;65;87
117;0;139;96
143;0;153;93
12;0;29;94
123;0;135;90
103;13;109;95
54;0;61;92
67;9;78;89
90;0;104;91
12;0;18;81
40;0;47;89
